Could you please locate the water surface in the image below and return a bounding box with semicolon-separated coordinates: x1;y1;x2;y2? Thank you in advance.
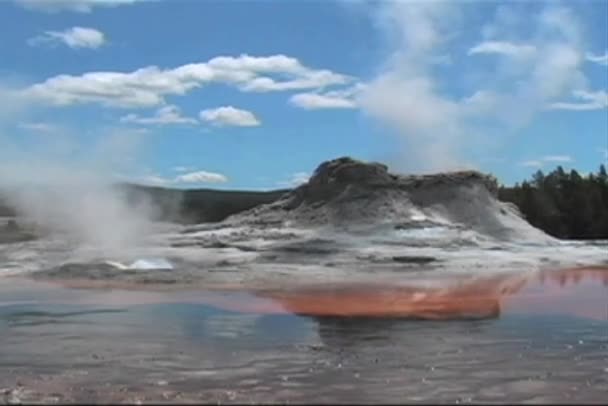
0;267;607;404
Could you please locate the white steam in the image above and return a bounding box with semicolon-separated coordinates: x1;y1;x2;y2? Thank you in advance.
356;1;592;173
0;125;161;258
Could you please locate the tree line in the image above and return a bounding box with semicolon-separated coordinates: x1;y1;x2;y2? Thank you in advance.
498;164;608;240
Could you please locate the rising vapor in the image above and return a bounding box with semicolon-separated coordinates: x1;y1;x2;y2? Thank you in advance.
0;124;161;258
356;1;589;173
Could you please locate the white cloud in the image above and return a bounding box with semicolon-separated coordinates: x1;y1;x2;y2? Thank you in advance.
276;172;310;188
120;105;197;125
14;0;145;13
172;166;192;173
28;27;106;49
137;169;229;186
549;90;608;111
289;85;363;110
468;41;537;57
206;54;306;74
586;51;608;66
519;160;543;168
23;54;352;108
519;155;573;168
199;106;260;127
541;155;572;163
17;122;58;133
290;92;356;110
139;174;171;186
241;70;350;92
174;171;228;184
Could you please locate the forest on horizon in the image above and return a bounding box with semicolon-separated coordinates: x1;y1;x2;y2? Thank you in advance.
498;164;608;240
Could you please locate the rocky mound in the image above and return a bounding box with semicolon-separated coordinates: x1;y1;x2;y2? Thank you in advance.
230;157;553;243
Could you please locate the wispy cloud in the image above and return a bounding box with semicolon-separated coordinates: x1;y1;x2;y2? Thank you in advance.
276;172;310;187
549;90;608;111
520;160;543;168
289;84;364;110
23;54;351;108
174;171;228;184
586;51;608;66
172;166;193;173
138;174;171;186
542;155;573;163
468;41;537;58
17;122;58;133
240;70;351;92
290;92;356;110
199;106;260;127
28;27;106;49
519;155;573;168
14;0;146;13
120;105;197;125
139;170;229;186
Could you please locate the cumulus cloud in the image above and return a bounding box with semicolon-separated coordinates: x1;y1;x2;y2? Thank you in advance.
549;90;608;111
586;51;608;66
120;105;197;125
174;170;228;184
355;2;593;172
290;93;355;110
468;41;537;57
199;106;260;127
289;84;364;110
276;172;310;187
137;169;229;186
28;27;106;49
14;0;145;13
22;54;352;108
241;70;350;92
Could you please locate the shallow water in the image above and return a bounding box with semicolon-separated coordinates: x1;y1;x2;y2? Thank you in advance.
0;267;607;404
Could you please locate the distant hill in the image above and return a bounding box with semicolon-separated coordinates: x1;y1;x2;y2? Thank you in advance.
0;197;16;217
0;183;289;225
114;183;289;224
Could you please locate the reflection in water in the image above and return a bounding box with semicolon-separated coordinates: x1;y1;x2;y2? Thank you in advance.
311;315;498;355
312;317;412;350
257;273;528;320
537;266;608;287
316;317;393;345
254;267;608;321
504;266;608;320
1;267;607;404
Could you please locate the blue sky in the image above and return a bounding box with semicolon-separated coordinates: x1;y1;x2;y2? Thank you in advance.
0;0;606;189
